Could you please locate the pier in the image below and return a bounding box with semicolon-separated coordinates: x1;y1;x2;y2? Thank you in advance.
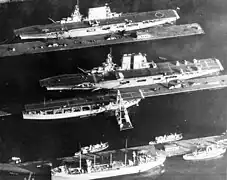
58;133;227;162
0;23;204;58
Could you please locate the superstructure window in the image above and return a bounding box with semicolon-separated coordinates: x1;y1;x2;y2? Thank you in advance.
82;106;91;111
127;23;138;27
102;27;110;30
87;28;96;32
46;110;53;114
72;107;81;112
91;104;100;110
120;80;130;85
137;79;146;82
153;77;161;80
166;76;178;79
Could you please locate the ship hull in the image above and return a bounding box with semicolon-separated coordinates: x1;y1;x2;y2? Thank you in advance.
14;10;179;40
43;68;222;91
17;17;177;40
183;148;226;161
22;99;140;120
52;155;166;180
22;107;106;120
94;69;221;90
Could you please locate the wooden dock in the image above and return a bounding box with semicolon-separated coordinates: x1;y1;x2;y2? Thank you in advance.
0;23;204;58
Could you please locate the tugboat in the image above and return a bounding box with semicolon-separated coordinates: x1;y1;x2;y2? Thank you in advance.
149;133;183;145
14;1;180;40
75;142;109;155
39;51;224;91
183;145;226;161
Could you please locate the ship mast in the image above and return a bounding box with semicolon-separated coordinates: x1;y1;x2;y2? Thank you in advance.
77;0;80;8
124;138;128;166
79;142;82;170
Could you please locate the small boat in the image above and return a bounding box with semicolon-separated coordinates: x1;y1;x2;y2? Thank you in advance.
183;145;226;161
149;133;183;145
76;142;109;155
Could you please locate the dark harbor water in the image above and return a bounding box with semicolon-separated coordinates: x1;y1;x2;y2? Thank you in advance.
0;0;227;179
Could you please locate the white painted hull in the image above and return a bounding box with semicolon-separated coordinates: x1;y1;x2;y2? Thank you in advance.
52;155;166;180
183;148;226;161
156;136;183;144
22;99;140;120
149;135;182;145
22;108;106;120
19;17;178;40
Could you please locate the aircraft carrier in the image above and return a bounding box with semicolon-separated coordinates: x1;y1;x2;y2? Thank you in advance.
1;74;227;119
0;23;204;58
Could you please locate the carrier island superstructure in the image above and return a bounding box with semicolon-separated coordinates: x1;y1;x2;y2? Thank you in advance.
21;51;225;131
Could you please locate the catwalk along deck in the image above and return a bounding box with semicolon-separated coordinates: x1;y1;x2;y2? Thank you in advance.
0;23;204;58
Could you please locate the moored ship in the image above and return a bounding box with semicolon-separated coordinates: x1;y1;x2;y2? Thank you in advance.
22;91;140;131
40;51;224;91
149;133;183;145
14;3;180;40
52;150;166;180
183;145;226;161
75;142;109;155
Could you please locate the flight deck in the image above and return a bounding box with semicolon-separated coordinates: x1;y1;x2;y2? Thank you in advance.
120;74;227;100
0;23;204;58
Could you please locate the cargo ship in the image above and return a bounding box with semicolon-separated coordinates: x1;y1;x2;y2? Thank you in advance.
14;3;180;40
40;51;224;91
52;145;166;180
22;91;140;131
